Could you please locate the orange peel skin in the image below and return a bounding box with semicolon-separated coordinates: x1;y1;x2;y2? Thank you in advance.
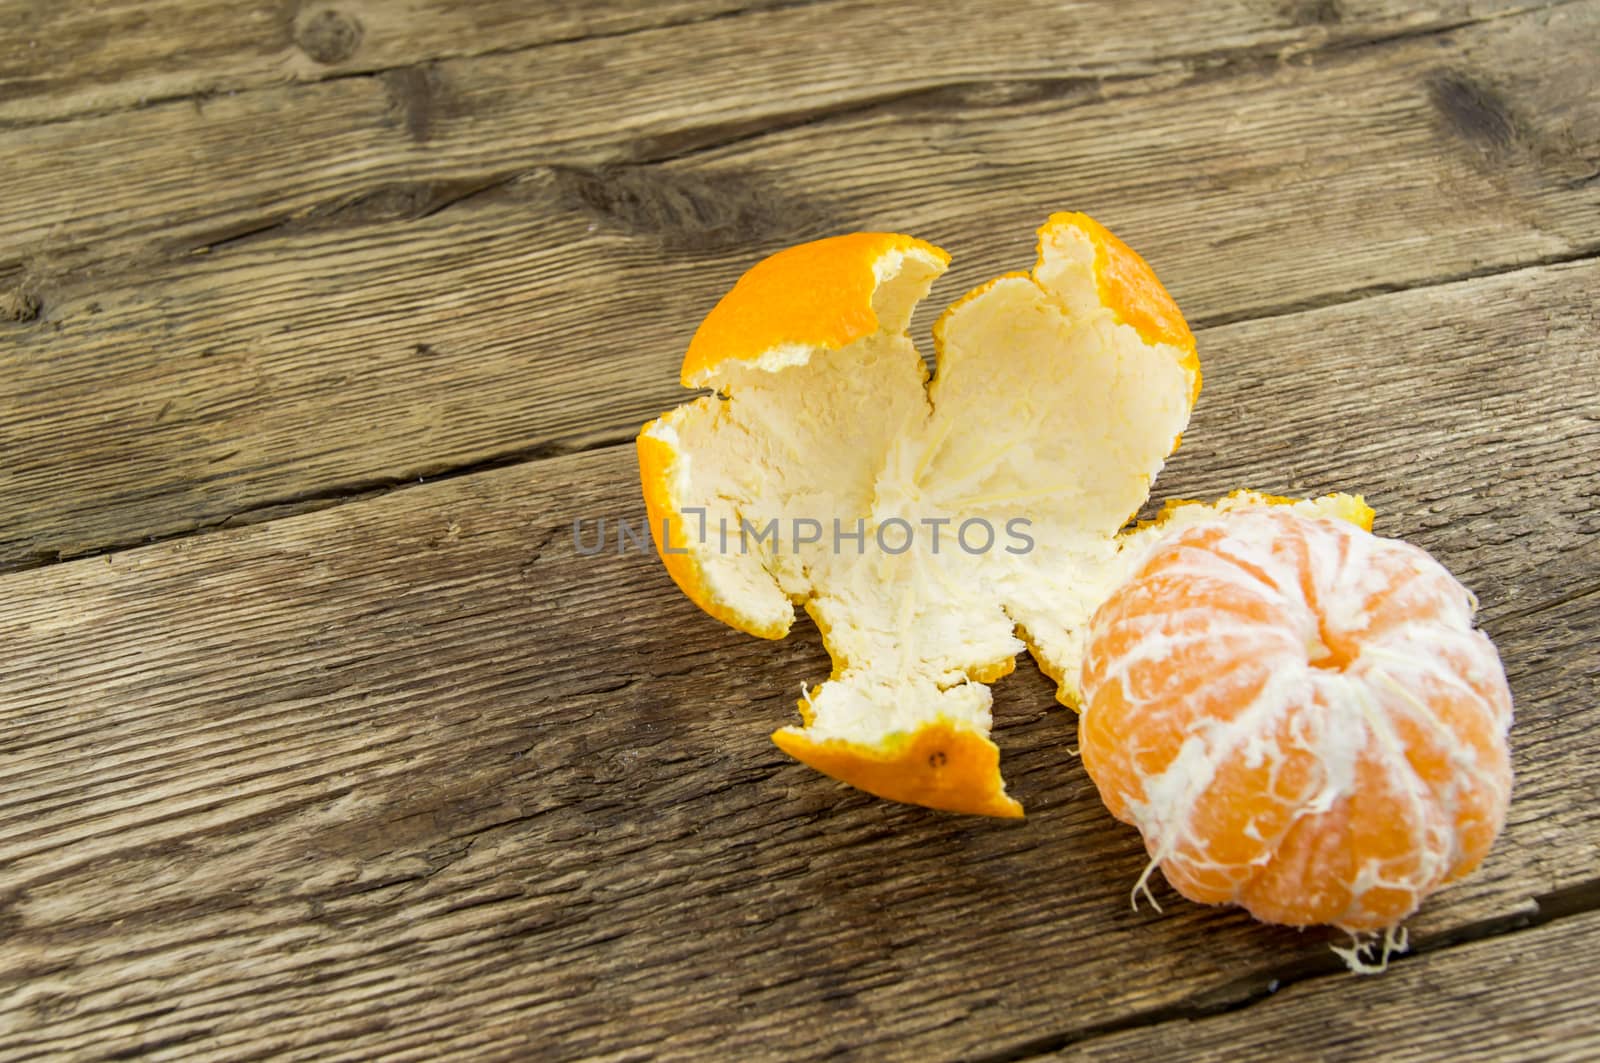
774;720;1024;819
1137;489;1376;536
637;429;789;640
1064;215;1193;346
1043;212;1200;402
680;233;950;389
638;212;1364;818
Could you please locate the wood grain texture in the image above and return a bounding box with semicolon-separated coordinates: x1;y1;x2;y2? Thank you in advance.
0;0;810;126
5;0;1586;275
1061;908;1600;1061
4;4;1598;569
0;0;1544;128
1;260;1596;1060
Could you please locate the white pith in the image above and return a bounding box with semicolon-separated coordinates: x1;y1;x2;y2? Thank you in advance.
1080;509;1513;932
645;225;1229;754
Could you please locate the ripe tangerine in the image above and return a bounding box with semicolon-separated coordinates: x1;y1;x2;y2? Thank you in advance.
1079;508;1513;938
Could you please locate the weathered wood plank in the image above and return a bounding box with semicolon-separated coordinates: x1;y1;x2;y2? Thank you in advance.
5;0;1588;278
0;0;1538;128
0;0;808;127
1;261;1596;1059
3;7;1597;570
1062;907;1600;1061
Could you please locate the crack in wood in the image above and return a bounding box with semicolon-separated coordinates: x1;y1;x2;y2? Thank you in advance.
623;78;1114;166
1190;245;1600;331
632;1;1586;168
5;239;1596;580
0;0;842;133
182;172;528;256
975;877;1600;1062
0;0;1565;144
1494;581;1600;624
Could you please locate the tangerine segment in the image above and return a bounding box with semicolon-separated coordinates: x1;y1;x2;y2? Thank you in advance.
774;717;1024;819
1079;508;1512;931
1029;489;1373;712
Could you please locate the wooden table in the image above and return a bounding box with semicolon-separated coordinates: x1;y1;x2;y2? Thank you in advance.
4;1;1598;1058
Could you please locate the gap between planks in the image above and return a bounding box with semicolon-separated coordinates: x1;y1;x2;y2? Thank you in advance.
12;0;1598;283
977;875;1600;1062
632;0;1590;171
7;245;1597;579
0;0;838;132
5;1;1596;571
0;0;1565;134
0;370;1592;1057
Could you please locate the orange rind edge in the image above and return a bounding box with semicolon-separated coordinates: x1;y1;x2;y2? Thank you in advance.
1140;490;1376;533
679;232;951;389
637;427;791;640
773;719;1025;818
1044;212;1201;404
928;214;1201;413
1054;213;1193;345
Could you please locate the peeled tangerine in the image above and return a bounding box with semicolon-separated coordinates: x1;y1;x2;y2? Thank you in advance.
1080;507;1513;963
637;214;1512;951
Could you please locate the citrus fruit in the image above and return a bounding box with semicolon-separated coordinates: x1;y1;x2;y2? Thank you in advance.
1079;507;1514;941
638;214;1363;816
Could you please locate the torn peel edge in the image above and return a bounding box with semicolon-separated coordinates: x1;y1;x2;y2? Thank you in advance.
636;424;793;640
774;718;1025;818
1013;623;1083;712
1045;212;1200;384
1137;490;1377;534
795;600;848;727
679;233;951;390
